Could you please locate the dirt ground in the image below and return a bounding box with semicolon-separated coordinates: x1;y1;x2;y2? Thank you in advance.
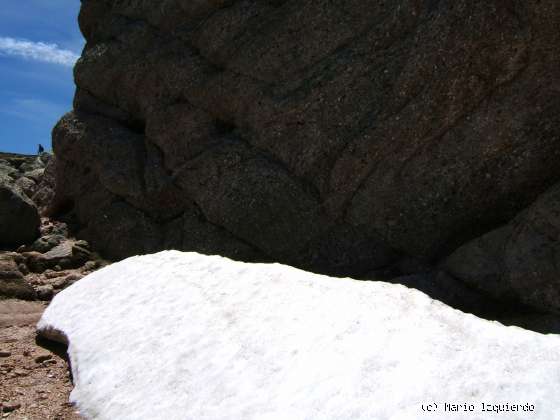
0;300;81;419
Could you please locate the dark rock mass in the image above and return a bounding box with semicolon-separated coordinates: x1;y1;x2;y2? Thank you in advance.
52;1;560;313
0;153;109;302
0;153;42;247
444;182;560;314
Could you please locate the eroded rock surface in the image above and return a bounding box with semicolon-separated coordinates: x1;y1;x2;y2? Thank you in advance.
53;1;560;279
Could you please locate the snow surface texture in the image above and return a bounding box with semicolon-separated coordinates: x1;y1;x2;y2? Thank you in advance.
38;251;560;420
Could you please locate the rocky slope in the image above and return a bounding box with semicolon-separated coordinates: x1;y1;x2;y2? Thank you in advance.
0;152;44;247
51;1;560;315
0;153;109;302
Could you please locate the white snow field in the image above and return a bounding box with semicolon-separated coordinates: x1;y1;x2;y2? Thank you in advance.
38;251;560;420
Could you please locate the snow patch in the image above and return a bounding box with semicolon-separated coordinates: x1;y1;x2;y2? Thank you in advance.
38;251;560;419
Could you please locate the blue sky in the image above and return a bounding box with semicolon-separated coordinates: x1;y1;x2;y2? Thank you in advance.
0;1;84;154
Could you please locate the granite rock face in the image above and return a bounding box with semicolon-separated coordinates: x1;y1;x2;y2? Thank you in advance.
54;2;560;282
445;182;560;313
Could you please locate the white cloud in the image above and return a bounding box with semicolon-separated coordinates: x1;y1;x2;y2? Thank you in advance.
0;36;79;66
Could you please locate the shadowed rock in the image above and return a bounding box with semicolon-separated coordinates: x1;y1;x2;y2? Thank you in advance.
51;2;560;304
0;174;40;248
445;182;560;314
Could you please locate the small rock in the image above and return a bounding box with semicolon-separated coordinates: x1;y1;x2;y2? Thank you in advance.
74;239;90;250
36;284;54;300
56;273;83;289
83;260;99;271
45;221;68;237
22;251;47;273
34;352;52;363
15;175;37;198
0;254;36;300
17;263;29;275
43;243;73;261
53;265;62;272
45;269;66;279
1;402;21;413
71;244;91;264
0;351;11;358
11;253;25;264
30;234;65;253
51;276;69;289
25;168;45;183
0;253;23;277
13;368;27;377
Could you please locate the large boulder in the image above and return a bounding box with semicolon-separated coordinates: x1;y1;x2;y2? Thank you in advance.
38;252;560;419
0;173;40;247
52;1;560;277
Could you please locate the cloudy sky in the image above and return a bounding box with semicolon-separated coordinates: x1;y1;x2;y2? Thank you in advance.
0;1;83;154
